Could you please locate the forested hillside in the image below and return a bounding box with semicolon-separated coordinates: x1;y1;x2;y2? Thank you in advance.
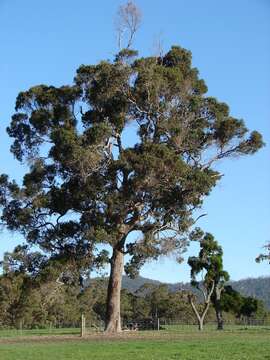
231;277;270;309
121;276;270;309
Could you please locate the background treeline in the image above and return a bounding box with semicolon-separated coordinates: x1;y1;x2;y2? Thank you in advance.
122;276;270;310
0;270;269;329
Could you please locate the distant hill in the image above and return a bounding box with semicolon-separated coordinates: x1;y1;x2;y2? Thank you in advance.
121;275;270;309
230;277;270;309
122;275;162;293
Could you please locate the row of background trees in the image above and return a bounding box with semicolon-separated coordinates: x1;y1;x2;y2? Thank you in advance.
0;236;268;331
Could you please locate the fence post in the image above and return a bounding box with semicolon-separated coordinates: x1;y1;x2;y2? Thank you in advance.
19;320;23;336
81;314;86;337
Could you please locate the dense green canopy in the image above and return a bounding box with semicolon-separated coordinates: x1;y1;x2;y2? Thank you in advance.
0;46;263;273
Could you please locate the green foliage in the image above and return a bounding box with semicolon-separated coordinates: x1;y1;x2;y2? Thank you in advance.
0;263;268;329
0;45;263;280
188;232;229;291
256;242;270;264
220;285;267;320
0;46;264;332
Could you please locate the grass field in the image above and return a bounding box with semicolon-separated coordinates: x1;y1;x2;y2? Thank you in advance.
0;326;269;360
0;327;81;338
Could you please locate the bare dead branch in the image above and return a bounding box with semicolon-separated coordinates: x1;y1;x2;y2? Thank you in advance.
115;1;142;50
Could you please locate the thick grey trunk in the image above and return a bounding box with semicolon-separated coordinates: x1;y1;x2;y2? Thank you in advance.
104;247;124;333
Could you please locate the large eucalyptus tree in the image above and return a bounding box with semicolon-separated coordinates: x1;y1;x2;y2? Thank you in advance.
0;43;263;332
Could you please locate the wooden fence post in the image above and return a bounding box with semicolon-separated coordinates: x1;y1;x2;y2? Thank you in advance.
81;314;86;337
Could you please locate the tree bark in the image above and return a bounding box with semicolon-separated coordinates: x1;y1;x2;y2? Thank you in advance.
104;247;124;333
214;287;224;330
189;297;208;331
188;281;215;331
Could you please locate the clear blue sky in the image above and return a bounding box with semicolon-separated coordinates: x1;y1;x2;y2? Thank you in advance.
0;0;269;283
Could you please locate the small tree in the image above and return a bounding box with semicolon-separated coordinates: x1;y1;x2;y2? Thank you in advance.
220;285;243;316
187;232;228;330
240;297;258;320
221;286;260;322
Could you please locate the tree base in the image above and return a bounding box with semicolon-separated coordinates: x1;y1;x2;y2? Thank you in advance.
104;319;122;333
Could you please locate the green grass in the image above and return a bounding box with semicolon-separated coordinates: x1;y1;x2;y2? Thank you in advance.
0;327;81;338
163;323;270;332
0;327;269;360
1;324;268;338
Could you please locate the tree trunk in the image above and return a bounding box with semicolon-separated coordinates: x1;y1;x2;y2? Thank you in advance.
189;296;205;331
104;247;124;333
215;305;223;330
214;287;224;330
198;318;204;331
188;281;215;332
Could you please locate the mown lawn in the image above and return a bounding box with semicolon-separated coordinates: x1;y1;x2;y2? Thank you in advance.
0;328;269;360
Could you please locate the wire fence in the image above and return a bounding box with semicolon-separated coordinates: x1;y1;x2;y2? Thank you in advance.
0;316;270;338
